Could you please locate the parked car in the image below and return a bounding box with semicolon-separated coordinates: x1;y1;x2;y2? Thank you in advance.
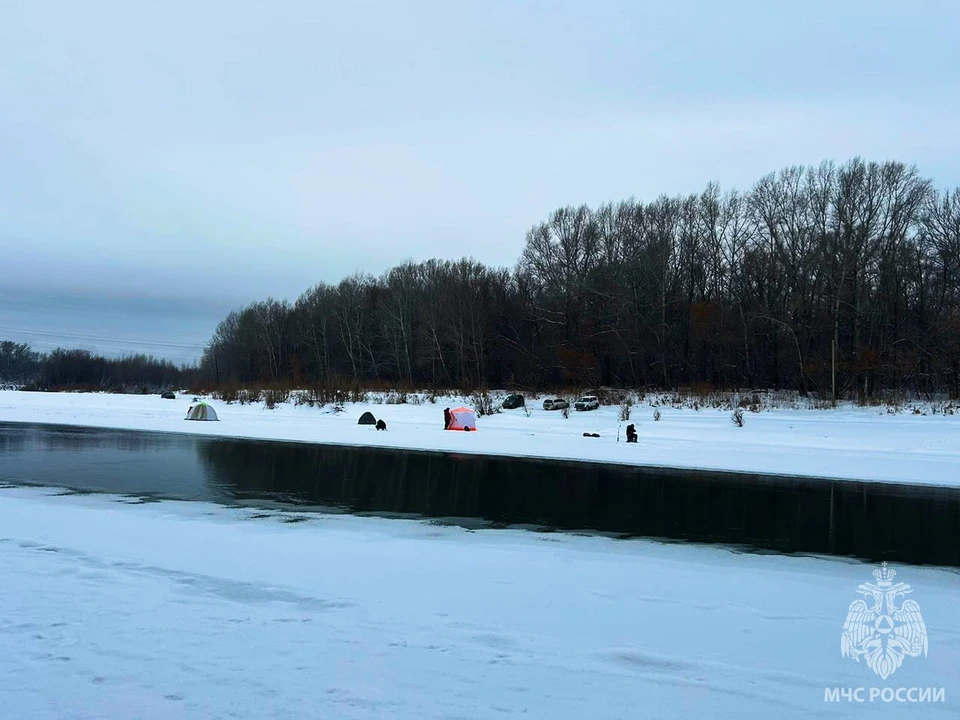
574;395;600;411
542;398;569;411
501;393;525;410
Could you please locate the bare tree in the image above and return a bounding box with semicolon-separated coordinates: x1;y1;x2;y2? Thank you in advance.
190;157;958;400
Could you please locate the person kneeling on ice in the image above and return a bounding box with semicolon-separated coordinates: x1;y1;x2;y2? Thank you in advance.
626;423;638;443
376;419;387;431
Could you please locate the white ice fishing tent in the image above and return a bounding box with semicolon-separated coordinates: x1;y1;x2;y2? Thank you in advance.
185;402;219;421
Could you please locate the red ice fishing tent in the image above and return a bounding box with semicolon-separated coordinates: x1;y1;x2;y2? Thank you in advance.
447;407;477;431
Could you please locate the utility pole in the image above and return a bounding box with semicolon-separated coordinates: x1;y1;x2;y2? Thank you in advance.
831;338;836;406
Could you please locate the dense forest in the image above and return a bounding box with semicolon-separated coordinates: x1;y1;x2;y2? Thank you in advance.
0;341;192;391
200;158;960;400
3;158;958;399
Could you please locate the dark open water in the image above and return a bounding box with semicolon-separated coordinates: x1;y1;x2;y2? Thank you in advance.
1;422;958;566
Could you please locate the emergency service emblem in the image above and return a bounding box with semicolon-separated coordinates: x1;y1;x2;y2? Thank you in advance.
841;562;928;680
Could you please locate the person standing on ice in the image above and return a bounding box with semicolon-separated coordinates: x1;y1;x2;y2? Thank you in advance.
443;407;451;430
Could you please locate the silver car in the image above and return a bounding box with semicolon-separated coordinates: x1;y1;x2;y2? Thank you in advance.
574;395;600;411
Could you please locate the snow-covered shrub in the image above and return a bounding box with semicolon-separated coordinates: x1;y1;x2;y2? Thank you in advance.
237;388;262;405
471;389;498;417
263;388;289;409
605;388;630;407
618;400;632;421
292;390;311;407
213;386;238;403
731;407;744;427
653;409;661;422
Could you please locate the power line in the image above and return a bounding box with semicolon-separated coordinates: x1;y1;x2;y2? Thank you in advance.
0;325;207;350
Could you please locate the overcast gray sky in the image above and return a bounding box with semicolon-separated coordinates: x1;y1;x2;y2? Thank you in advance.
2;0;959;362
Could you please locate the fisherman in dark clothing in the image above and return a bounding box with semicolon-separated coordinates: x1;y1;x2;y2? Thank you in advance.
375;419;387;431
443;408;452;430
626;423;638;443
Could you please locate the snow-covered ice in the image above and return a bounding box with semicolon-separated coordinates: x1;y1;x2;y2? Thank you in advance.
2;486;957;719
2;390;959;485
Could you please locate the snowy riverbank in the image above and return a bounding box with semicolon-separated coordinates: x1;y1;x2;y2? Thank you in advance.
1;390;959;485
2;486;957;719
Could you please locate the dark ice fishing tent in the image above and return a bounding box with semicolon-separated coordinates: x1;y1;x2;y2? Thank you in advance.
185;402;219;421
358;411;377;425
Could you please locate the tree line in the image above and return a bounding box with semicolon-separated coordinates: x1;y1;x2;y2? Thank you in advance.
4;158;957;400
200;158;960;400
0;341;193;391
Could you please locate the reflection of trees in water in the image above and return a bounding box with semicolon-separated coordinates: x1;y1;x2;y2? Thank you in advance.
1;425;205;499
195;439;483;516
0;428;28;453
39;429;182;454
193;439;960;565
0;423;183;454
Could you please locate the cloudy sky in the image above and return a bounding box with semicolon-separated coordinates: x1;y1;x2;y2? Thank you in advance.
2;0;958;363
